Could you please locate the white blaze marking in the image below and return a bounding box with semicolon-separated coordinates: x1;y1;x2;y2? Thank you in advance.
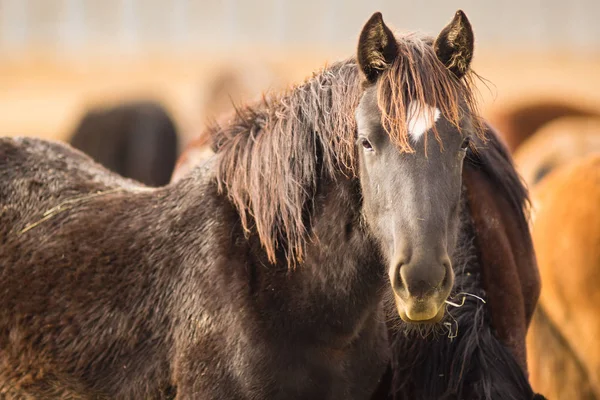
406;101;441;141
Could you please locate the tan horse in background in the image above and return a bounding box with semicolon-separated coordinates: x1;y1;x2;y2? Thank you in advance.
487;100;600;153
514;116;600;188
525;154;600;399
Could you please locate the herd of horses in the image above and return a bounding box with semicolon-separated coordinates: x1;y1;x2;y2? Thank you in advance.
0;9;598;400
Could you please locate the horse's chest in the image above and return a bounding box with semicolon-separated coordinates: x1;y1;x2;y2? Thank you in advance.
233;321;389;400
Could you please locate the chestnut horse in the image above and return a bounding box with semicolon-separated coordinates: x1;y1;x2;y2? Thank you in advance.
526;155;600;399
514;115;600;188
512;112;600;398
0;11;542;400
487;100;600;153
69;101;179;187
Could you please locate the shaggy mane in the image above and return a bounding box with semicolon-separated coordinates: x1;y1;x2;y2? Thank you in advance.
206;34;484;266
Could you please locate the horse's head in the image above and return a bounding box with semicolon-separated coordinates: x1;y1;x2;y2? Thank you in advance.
355;11;477;323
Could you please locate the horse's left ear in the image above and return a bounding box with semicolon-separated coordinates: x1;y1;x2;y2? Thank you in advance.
357;12;398;83
434;10;474;79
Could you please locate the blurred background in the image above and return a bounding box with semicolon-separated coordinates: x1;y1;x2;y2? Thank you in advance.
1;0;599;147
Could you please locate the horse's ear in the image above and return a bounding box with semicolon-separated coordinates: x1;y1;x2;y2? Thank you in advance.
357;12;398;83
434;10;474;79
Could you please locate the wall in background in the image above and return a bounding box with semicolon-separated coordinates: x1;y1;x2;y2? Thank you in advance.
1;0;599;57
0;1;599;144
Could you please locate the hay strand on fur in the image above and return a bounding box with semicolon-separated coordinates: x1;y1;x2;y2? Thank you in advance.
18;188;123;235
445;292;487;308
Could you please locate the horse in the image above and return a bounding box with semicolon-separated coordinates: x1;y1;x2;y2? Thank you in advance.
0;10;541;399
487;100;600;153
171;61;285;183
525;154;600;399
69;100;179;187
513;115;600;188
174;11;544;400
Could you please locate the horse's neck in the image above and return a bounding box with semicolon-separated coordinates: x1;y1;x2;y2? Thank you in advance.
283;176;386;329
304;176;380;277
173;167;387;347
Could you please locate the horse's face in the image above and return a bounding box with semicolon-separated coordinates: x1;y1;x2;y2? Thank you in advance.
355;88;469;323
355;11;475;323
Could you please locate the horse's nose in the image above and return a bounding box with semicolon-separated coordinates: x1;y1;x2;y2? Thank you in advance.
390;255;453;322
395;256;451;299
398;257;450;298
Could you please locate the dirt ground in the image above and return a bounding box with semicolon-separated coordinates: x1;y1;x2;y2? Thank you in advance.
1;48;599;148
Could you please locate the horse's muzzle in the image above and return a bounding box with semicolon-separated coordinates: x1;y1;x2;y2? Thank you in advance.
389;257;454;322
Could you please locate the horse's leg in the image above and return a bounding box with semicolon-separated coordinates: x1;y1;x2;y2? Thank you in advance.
527;305;597;400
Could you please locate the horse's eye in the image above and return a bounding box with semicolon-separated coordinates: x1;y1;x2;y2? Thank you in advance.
460;136;471;151
360;138;374;152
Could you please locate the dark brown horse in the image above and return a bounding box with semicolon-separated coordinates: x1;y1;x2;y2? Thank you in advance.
69;100;179;187
176;11;544;400
176;12;545;400
1;10;542;400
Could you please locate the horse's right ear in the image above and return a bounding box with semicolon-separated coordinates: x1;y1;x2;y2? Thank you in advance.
357;12;398;83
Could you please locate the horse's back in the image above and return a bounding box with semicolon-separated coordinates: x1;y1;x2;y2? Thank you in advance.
487;100;600;152
1;136;143;223
0;137;174;398
171;136;214;182
1;136;144;186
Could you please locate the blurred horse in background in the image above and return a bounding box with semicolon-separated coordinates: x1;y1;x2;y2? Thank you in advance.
525;155;600;399
514;115;600;188
511;106;600;399
198;62;284;123
173;62;285;182
487;100;600;152
69;101;179;187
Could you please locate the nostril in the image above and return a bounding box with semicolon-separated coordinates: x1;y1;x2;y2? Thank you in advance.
440;259;454;291
397;258;450;298
390;261;406;293
437;260;449;287
441;258;451;270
